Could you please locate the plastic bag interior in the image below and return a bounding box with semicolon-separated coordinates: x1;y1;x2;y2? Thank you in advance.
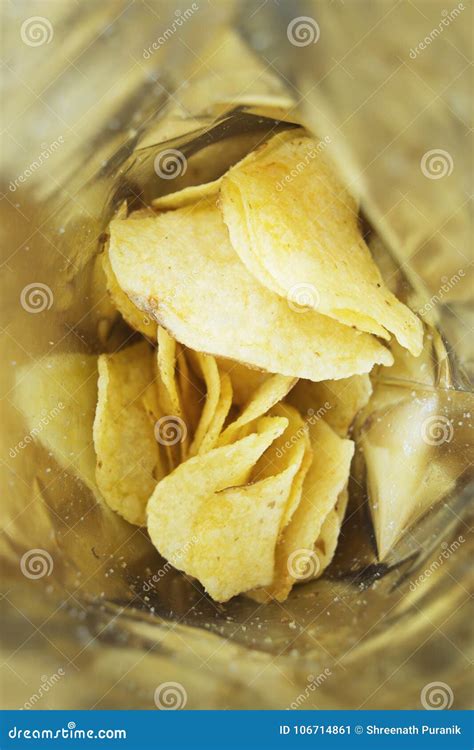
1;0;472;709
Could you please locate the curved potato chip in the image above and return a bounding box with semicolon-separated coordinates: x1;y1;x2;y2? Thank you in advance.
197;372;232;454
152;177;222;210
102;250;157;339
309;486;349;581
177;347;202;437
252;403;312;530
14;353;99;493
109;201;393;380
215;358;269;406
191;469;296;601
220;132;423;356
186;350;221;456
288;374;372;437
249;418;354;602
93;341;164;526
156;327;182;416
218;373;296;446
147;415;288;574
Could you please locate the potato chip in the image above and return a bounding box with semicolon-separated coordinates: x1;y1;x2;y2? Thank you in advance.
197;372;232;454
93;341;164;526
156;326;182;417
288;374;372;437
146;415;288;592
191;469;296;601
220;132;423;356
108;201;393;380
310;486;349;580
250;418;354;601
251;403;312;531
215;358;269;406
218;373;296;445
14;353;99;493
151;177;222;210
176;347;202;437
102;249;157;339
186;350;221;456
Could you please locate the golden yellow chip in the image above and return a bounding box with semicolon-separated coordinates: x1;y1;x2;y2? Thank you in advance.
93;341;164;526
186;350;221;456
310;486;349;580
251;403;312;531
152;177;222;210
192;469;296;601
250;418;354;601
147;415;289;599
288;374;372;437
102;249;157;339
218;373;296;446
108;201;393;380
14;353;99;494
197;372;233;454
215;358;269;406
220;132;423;356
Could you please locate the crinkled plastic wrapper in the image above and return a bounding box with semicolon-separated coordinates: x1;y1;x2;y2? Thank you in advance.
1;0;472;710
